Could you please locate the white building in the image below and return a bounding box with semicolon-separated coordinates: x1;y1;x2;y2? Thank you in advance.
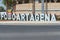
13;0;60;16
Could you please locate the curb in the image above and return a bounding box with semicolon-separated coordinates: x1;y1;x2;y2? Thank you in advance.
0;21;60;25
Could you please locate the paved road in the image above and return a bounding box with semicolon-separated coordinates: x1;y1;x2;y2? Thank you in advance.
0;25;60;40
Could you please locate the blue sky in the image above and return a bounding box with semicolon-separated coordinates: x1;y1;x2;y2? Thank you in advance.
0;0;6;10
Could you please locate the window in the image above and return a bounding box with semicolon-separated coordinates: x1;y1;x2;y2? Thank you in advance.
39;0;54;3
39;0;41;3
42;0;60;3
25;0;29;3
17;0;29;4
18;0;22;4
44;0;50;3
44;0;54;3
18;1;22;4
51;0;54;2
57;0;60;2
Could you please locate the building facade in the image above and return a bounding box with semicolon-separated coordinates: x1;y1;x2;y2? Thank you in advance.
13;0;60;16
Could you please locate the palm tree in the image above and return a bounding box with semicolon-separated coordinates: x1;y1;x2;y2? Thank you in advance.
7;0;13;9
2;0;6;6
1;0;6;11
2;0;13;9
8;0;16;10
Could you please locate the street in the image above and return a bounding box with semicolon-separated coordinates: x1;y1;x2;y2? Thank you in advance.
0;25;60;40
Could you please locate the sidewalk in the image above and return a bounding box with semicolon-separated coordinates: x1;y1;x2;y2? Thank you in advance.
0;21;60;25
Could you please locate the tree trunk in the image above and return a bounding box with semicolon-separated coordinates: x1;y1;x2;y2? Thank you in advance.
32;0;35;14
6;0;8;12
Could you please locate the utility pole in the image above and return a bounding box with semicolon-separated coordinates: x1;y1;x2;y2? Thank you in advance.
46;0;48;14
41;0;44;14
